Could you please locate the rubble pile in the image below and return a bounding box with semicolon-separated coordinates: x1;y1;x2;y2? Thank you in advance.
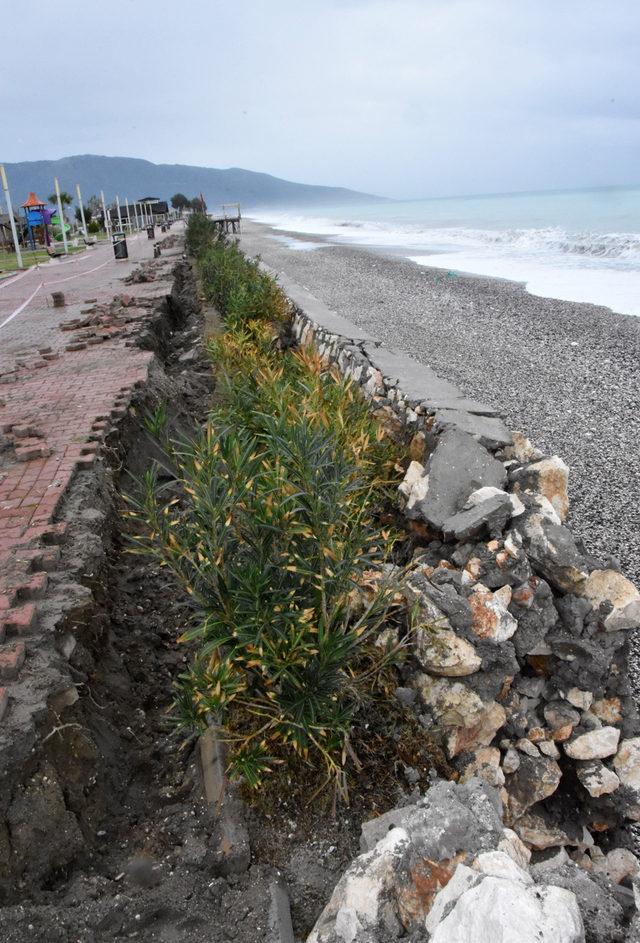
309;779;636;943
57;294;156;351
287;301;640;940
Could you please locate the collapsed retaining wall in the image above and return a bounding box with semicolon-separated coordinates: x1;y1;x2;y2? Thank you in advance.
257;265;640;939
0;254;202;901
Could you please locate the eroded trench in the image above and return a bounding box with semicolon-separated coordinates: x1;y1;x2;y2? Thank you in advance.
0;259;431;943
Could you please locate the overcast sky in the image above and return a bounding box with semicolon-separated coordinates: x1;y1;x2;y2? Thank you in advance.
2;0;638;199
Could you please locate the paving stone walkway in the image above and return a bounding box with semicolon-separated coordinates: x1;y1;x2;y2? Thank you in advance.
0;225;184;720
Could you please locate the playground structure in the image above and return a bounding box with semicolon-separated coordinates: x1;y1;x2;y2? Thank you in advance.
0;161;182;272
20;191;70;250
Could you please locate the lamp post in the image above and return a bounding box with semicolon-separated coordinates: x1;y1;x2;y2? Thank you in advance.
76;183;88;238
0;164;23;268
115;194;122;233
101;190;111;239
54;177;69;254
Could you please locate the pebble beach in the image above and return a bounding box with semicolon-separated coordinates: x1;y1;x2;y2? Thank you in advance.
240;220;640;587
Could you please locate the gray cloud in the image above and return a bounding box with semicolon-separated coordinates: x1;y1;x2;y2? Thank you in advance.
1;0;638;197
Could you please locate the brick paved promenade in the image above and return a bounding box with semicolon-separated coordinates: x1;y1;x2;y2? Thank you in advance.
0;226;184;718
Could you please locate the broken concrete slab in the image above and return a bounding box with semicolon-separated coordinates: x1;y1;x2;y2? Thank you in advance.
364;344;462;402
422;396;499;416
442;490;514;541
434;409;513;449
410;428;507;530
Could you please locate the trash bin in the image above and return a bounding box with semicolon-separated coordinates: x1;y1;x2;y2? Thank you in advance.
112;231;128;260
146;225;155;240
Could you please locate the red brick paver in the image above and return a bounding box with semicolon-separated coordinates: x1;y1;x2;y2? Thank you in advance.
0;225;184;723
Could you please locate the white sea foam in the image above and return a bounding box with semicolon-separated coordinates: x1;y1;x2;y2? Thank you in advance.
253;192;640;316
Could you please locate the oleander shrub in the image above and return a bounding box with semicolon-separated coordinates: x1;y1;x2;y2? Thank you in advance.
186;214;289;325
185;212;216;256
129;230;404;797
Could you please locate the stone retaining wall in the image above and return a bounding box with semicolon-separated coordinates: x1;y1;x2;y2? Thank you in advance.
263;266;640;906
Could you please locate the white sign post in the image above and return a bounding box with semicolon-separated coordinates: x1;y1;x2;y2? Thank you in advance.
0;164;23;268
54;177;69;254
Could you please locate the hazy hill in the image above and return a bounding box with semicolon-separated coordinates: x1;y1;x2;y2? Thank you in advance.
2;155;381;211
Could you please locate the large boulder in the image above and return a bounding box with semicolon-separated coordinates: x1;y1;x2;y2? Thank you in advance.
426;852;584;943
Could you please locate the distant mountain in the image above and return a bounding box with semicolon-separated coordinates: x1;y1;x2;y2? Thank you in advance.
1;155;382;211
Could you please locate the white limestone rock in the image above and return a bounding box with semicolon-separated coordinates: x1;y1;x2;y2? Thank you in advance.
398;460;429;512
428;871;584;943
416;626;481;677
564;726;620;761
424;864;481;934
472;850;532;884
566;688;593;711
307;827;408;943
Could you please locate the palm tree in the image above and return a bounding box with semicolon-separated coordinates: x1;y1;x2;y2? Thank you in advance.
48;191;73;209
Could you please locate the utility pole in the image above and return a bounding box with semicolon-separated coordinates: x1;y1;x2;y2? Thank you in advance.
0;164;23;268
54;176;69;254
125;197;132;233
101;190;111;239
76;183;88;238
115;194;122;233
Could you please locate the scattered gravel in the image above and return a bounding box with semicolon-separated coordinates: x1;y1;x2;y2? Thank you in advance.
240;222;640;591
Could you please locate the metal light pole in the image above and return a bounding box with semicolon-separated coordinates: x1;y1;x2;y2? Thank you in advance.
54;177;69;254
101;190;111;239
115;194;122;232
76;183;88;238
0;164;23;268
125;197;132;233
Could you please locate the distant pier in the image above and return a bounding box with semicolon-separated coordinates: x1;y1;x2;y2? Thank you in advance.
210;203;241;234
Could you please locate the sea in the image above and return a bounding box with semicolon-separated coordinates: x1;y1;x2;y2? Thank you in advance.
252;185;640;317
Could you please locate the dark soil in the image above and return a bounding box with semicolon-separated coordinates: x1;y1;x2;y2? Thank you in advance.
0;257;443;942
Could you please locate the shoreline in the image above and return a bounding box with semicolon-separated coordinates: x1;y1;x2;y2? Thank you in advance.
239;219;640;586
252;216;640;319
